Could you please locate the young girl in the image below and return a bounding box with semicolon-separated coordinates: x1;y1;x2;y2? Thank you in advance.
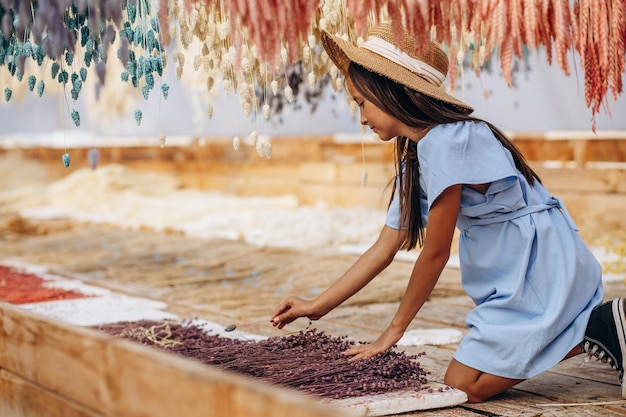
270;22;625;403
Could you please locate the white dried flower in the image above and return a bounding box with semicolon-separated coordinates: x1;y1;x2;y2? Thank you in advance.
207;103;214;119
242;101;252;118
308;71;316;89
239;82;250;100
264;142;272;159
271;80;279;96
329;64;339;79
328;11;339;26
218;21;229;40
457;48;465;64
241;57;251;74
250;131;258;146
349;99;357;115
478;45;486;65
159;134;166;148
263;103;270;120
233;136;241;151
280;47;288;64
193;55;202;71
284;85;294;103
335;77;344;91
302;46;311;66
256;140;265;157
223;79;231;94
308;34;316;49
319;18;327;31
361;170;368;187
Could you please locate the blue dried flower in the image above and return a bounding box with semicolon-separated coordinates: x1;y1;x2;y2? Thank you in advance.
150;16;159;32
28;75;36;91
133;26;143;46
4;87;11;102
121;71;129;82
80;67;87;81
51;62;60;78
23;42;32;57
80;27;89;47
127;1;137;23
58;70;69;84
37;80;44;97
71;109;80;126
146;30;156;50
161;83;169;99
141;85;150;99
62;153;71;168
134;109;142;125
145;72;154;88
65;51;73;65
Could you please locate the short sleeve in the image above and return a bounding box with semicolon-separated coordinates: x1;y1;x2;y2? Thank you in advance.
385;185;401;229
385;173;429;230
417;121;518;211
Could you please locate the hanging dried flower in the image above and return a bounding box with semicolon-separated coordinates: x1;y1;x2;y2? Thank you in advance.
361;170;368;187
4;88;11;102
134;109;143;125
71;109;80;127
256;140;265;157
263;103;270;120
263;142;272;160
249;131;258;146
284;85;294;103
62;153;71;168
159;134;166;148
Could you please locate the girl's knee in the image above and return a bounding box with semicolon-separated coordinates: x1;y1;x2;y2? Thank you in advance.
443;374;489;403
444;359;523;403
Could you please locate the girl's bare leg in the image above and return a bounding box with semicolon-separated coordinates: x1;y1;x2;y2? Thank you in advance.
444;346;581;403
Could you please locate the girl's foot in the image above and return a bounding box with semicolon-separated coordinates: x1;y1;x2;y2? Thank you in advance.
581;297;626;397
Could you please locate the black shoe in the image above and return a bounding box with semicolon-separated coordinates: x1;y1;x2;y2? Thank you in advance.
581;298;626;397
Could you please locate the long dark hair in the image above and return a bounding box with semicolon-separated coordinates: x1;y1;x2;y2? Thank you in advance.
347;63;541;251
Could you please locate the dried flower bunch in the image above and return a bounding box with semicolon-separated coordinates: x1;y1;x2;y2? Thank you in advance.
97;320;431;400
2;0;625;135
169;0;624;127
0;0;168;126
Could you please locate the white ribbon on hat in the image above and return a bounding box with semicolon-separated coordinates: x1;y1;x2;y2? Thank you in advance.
360;36;446;86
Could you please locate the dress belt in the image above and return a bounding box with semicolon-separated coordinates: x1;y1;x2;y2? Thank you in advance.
458;197;578;231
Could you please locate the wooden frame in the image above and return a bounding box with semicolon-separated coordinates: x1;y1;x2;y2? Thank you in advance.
0;302;349;417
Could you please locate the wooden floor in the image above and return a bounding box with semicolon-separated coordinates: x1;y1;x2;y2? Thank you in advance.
1;214;626;416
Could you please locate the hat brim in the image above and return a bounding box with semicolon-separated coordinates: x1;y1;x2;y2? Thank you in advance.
321;30;474;114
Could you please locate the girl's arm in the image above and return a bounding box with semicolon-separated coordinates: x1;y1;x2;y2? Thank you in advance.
270;224;407;329
345;184;462;359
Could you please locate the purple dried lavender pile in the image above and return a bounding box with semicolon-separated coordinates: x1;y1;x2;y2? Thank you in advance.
96;320;430;399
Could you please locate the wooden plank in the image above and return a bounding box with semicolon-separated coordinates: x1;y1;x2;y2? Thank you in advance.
0;303;350;417
0;369;102;417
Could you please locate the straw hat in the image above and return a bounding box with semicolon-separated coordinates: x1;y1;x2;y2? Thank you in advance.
321;23;474;114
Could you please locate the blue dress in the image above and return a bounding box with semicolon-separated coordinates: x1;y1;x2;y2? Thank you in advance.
385;121;604;379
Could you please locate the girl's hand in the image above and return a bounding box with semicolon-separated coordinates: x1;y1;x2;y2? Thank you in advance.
270;297;322;329
343;326;404;360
